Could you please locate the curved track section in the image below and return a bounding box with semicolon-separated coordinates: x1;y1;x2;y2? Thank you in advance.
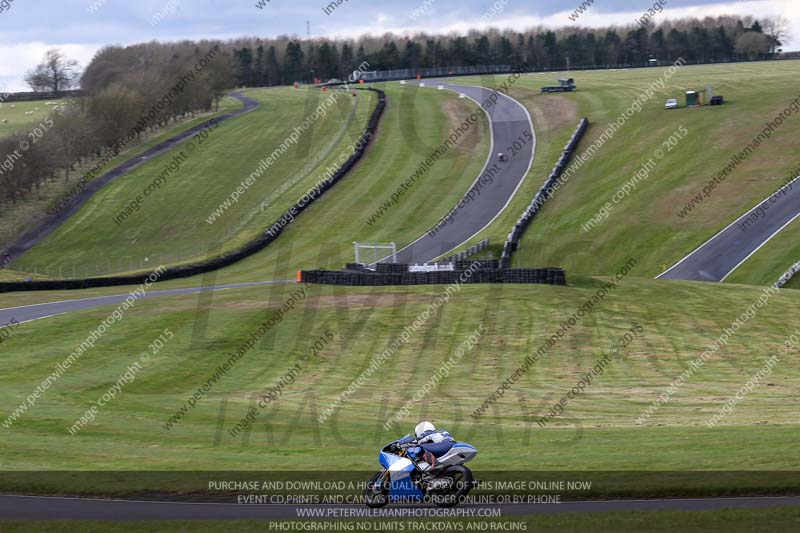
389;81;535;264
2;93;260;263
660;177;800;282
0;280;292;328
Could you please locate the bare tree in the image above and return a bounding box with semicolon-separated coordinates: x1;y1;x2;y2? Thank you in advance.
24;49;81;95
763;16;790;54
735;32;770;60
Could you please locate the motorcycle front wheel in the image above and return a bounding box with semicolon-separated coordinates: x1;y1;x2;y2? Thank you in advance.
431;465;473;508
364;470;390;508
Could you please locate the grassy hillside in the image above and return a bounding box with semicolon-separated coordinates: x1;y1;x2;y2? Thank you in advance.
1;277;799;494
10;88;374;277
0;96;243;255
10;83;491;282
447;61;800;285
0;99;69;138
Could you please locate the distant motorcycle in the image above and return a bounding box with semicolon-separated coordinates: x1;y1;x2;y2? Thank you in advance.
364;435;478;508
498;152;507;162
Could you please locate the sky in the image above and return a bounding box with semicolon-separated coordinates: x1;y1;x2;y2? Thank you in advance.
0;0;795;92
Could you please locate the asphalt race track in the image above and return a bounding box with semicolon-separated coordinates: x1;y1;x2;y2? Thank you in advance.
387;81;535;264
0;280;292;328
1;495;799;521
1;92;260;263
660;177;800;282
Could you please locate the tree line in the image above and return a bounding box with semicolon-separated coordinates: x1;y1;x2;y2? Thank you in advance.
227;15;788;86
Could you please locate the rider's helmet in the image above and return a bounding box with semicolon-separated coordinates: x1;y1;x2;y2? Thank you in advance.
415;421;435;438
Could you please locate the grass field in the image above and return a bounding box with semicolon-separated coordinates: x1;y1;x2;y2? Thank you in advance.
0;96;243;256
10;88;375;277
0;99;68;138
10;84;490;281
1;276;799;495
3;506;800;532
441;61;800;286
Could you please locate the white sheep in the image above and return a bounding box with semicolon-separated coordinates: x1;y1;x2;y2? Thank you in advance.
1;119;7;124
24;111;33;116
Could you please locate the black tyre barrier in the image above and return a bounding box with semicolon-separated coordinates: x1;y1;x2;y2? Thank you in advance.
345;263;372;272
500;118;589;269
300;268;566;286
375;263;409;274
455;259;499;270
0;88;387;294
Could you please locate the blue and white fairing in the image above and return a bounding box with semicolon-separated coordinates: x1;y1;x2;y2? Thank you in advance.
435;442;478;467
378;435;424;501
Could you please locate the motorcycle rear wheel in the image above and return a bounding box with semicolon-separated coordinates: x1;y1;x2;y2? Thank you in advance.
431;465;473;508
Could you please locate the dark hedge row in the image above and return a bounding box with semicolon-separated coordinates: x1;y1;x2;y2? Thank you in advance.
500;118;589;268
0;88;386;294
4;90;83;102
300;268;566;286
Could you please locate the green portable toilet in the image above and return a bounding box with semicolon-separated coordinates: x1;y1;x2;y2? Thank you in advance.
686;91;699;106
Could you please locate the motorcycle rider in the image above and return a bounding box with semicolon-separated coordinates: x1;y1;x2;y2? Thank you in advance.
409;421;455;470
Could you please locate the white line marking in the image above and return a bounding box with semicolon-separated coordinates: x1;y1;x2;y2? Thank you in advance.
14;314;61;326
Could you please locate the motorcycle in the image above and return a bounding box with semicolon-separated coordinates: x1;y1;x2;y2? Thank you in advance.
364;435;478;508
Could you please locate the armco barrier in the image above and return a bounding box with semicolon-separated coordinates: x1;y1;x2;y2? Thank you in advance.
299;268;566;286
774;261;800;289
442;239;489;263
0;88;387;294
500;118;589;268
